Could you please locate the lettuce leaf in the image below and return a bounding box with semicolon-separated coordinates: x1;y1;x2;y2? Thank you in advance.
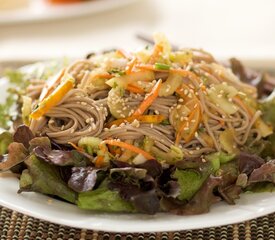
19;155;76;203
78;185;135;212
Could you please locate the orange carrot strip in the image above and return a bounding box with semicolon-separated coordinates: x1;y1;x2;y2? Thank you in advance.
103;139;154;160
126;84;145;94
95;155;105;168
68;142;84;152
126;57;138;75
132;79;162;116
105;115;165;128
175;103;201;145
95;73;113;79
135;64;170;72
39;68;66;101
30;78;74;120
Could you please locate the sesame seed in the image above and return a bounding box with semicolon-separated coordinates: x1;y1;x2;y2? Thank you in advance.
228;98;232;102
178;98;184;102
184;89;189;95
81;102;87;106
180;116;184;121
191;119;196;123
189;150;194;154
155;110;160;115
61;125;65;131
217;94;222;98
150;123;154;128
188;93;192;98
184;127;189;131
195;132;199;138
176;105;181;109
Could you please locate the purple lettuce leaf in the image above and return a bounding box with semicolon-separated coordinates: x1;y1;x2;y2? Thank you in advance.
238;152;265;175
33;146;88;167
0;142;28;171
68;167;100;193
13;125;34;148
248;160;275;184
108;167;160;214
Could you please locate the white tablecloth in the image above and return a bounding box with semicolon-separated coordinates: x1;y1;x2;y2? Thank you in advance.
0;0;274;63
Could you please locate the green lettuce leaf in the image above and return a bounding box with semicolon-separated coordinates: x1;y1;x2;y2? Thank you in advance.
19;155;76;203
78;185;135;212
172;167;210;201
0;131;13;155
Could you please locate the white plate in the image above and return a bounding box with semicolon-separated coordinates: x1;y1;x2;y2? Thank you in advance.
0;175;275;232
0;0;138;25
0;62;275;232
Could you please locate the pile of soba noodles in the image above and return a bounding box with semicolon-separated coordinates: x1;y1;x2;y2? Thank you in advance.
1;33;275;215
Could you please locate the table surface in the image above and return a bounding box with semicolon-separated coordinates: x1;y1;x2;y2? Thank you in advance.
0;0;275;62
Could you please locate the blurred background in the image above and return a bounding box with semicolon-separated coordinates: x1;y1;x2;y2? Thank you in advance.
0;0;274;68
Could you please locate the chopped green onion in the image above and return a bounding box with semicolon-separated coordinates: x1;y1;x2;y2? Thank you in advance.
154;63;171;70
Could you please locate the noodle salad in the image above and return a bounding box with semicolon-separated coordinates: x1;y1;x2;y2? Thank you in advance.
1;33;275;215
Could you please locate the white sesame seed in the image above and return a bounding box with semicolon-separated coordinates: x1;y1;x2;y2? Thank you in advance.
150;123;154;128
176;105;181;109
81;102;87;106
178;98;184;102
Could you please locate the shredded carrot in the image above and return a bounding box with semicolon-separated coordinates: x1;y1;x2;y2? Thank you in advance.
126;84;145;94
126;57;138;75
103;139;154;160
175;104;201;145
95;155;105;168
116;49;132;59
68;142;84;152
105;115;165;128
39;68;66;101
30;78;74;120
132;79;162;116
108;145;122;156
233;96;253;118
149;44;163;64
94;73;113;79
135;64;170;72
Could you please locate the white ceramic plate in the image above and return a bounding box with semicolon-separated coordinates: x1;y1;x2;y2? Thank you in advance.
0;0;138;24
0;175;275;232
0;62;275;233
